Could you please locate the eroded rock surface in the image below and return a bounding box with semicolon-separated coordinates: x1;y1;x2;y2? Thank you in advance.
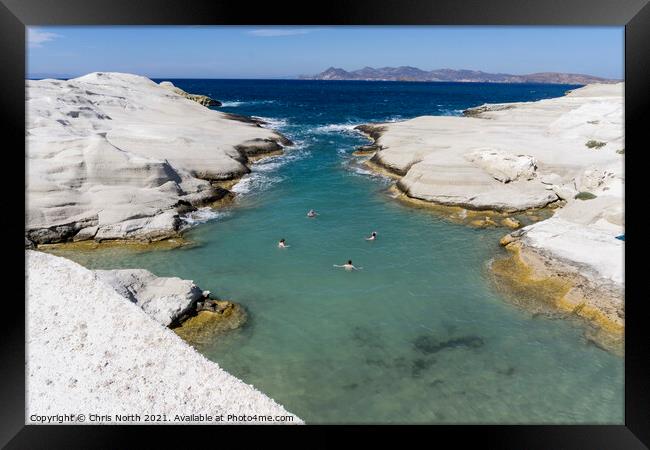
357;83;623;214
26;72;291;244
26;250;301;423
159;80;222;106
358;84;624;342
94;268;203;326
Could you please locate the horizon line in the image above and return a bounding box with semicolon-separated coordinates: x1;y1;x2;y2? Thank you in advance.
27;66;621;81
26;76;622;84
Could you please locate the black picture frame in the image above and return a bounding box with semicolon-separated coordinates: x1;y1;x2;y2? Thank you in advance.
3;0;648;447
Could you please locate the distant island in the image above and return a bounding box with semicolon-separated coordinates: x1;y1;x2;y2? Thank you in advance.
301;66;618;84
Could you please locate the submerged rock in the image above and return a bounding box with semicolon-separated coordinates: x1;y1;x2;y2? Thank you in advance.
501;217;522;229
470;216;499;228
353;144;381;156
490;236;624;354
411;358;436;378
499;233;517;246
413;335;485;354
173;300;248;346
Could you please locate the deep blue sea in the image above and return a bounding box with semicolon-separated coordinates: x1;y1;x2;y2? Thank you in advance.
55;80;623;424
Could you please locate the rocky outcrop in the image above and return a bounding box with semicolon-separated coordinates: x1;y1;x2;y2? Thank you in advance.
358;84;624;343
94;266;248;334
494;222;624;353
26;72;292;245
463;103;517;117
465;150;537;183
159;81;222;106
496;159;624;350
26;250;300;423
357;83;623;214
173;300;248;346
94;268;204;326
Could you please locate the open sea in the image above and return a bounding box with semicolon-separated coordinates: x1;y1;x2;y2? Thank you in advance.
52;80;623;424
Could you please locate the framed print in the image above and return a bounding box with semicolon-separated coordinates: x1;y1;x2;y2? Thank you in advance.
2;0;649;447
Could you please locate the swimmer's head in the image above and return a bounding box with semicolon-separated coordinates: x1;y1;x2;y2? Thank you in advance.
372;232;377;236
348;260;352;265
280;239;285;243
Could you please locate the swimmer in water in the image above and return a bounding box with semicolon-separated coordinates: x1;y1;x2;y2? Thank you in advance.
278;238;290;248
365;231;377;241
307;209;318;218
333;260;362;271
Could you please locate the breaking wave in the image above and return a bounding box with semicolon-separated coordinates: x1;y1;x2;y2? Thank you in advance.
180;208;230;229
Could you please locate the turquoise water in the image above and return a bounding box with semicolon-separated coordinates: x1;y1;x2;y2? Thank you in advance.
55;80;623;424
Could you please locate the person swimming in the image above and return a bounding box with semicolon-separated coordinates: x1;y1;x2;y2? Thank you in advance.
278;238;290;248
307;209;318;218
333;260;362;271
365;231;377;241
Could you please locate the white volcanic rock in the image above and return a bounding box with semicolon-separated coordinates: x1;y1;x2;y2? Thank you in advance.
507;167;625;324
361;83;624;213
94;268;203;326
159;81;221;107
576;167;616;192
93;210;181;242
360;83;624;320
465;149;537;183
26;250;301;424
516;216;624;285
26;72;289;244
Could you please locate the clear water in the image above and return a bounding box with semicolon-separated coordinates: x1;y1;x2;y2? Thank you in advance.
54;80;623;424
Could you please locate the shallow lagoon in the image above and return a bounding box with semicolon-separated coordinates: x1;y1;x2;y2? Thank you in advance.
54;80;623;423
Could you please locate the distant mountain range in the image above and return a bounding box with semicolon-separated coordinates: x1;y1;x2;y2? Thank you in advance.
300;66;618;84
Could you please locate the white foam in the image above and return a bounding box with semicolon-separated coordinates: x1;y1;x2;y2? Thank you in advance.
230;142;309;195
352;166;374;175
254;116;289;129
439;108;464;116
220;100;276;108
345;161;392;183
312;123;362;134
180;207;229;229
231;173;284;195
254;159;285;172
220;101;245;107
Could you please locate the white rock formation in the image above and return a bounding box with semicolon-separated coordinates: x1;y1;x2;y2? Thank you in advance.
94;268;203;326
515;169;624;284
26;72;290;244
465;150;537;183
26;250;302;424
359;83;623;213
358;83;624;332
159;81;221;107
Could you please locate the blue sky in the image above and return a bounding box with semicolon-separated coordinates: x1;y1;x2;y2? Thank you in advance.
27;26;624;79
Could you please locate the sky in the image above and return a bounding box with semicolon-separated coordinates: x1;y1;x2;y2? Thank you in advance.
27;26;624;79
